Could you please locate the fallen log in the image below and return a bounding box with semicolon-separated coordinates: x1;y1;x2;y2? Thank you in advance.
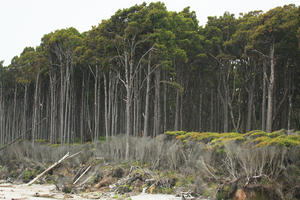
73;165;91;185
33;192;55;198
27;152;70;185
66;151;81;160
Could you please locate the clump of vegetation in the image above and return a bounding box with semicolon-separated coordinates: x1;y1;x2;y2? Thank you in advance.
164;131;187;136
24;169;35;183
166;129;300;148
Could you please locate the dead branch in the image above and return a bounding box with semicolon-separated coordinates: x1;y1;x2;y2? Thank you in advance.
66;151;82;160
26;152;70;185
73;165;91;185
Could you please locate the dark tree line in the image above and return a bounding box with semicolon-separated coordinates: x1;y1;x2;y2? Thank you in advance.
1;3;300;154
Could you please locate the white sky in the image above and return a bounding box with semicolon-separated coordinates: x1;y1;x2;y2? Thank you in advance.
0;0;299;65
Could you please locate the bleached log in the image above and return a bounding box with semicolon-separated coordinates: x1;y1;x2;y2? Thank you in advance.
66;151;82;160
27;152;70;185
73;165;91;185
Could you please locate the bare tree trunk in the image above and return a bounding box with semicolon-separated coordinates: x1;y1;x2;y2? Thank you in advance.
199;93;203;132
246;79;255;132
59;59;65;146
174;90;180;131
180;90;183;131
246;89;254;132
97;70;101;140
287;94;292;130
287;70;294;130
108;71;113;137
80;74;85;143
143;57;151;137
218;72;229;132
210;91;214;131
32;69;40;146
153;69;161;136
163;79;167;132
112;77;119;136
50;69;58;144
266;39;275;133
65;64;70;148
125;50;133;160
93;66;99;141
12;84;18;142
104;73;109;139
261;60;267;131
134;78;138;136
86;74;92;141
94;66;99;142
22;85;28;139
137;68;142;136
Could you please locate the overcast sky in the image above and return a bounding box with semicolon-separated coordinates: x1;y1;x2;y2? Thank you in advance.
0;0;299;65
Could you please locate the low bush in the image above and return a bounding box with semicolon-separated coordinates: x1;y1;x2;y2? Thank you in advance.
0;130;299;199
166;129;300;148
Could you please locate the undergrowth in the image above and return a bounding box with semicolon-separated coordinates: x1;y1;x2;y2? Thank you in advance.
0;130;299;199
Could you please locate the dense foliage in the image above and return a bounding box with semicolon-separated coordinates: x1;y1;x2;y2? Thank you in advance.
0;3;300;151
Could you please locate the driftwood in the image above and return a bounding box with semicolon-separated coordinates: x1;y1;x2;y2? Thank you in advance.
78;172;96;187
72;166;85;183
0;184;13;187
33;192;55;198
27;152;70;185
66;151;81;160
73;165;91;185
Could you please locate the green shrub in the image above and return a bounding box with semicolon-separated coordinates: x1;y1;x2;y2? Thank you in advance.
165;130;187;136
167;129;300;148
24;170;34;182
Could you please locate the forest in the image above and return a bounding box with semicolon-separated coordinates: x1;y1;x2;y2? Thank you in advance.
1;2;300;200
0;2;300;148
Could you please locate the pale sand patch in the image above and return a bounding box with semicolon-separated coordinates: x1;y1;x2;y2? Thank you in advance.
131;193;182;200
0;183;85;200
0;183;205;200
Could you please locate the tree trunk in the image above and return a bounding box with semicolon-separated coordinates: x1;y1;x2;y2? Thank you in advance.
59;59;65;146
174;90;180;131
246;77;255;132
287;94;292;130
104;73;109;139
199;93;203;132
163;78;167;132
266;39;275;133
125;50;133;160
94;66;99;142
180;90;183;131
32;69;40;146
0;82;2;145
49;70;57;144
261;59;267;131
12;84;18;142
143;57;151;137
80;74;85;143
210;91;214;131
154;69;161;136
287;69;293;130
